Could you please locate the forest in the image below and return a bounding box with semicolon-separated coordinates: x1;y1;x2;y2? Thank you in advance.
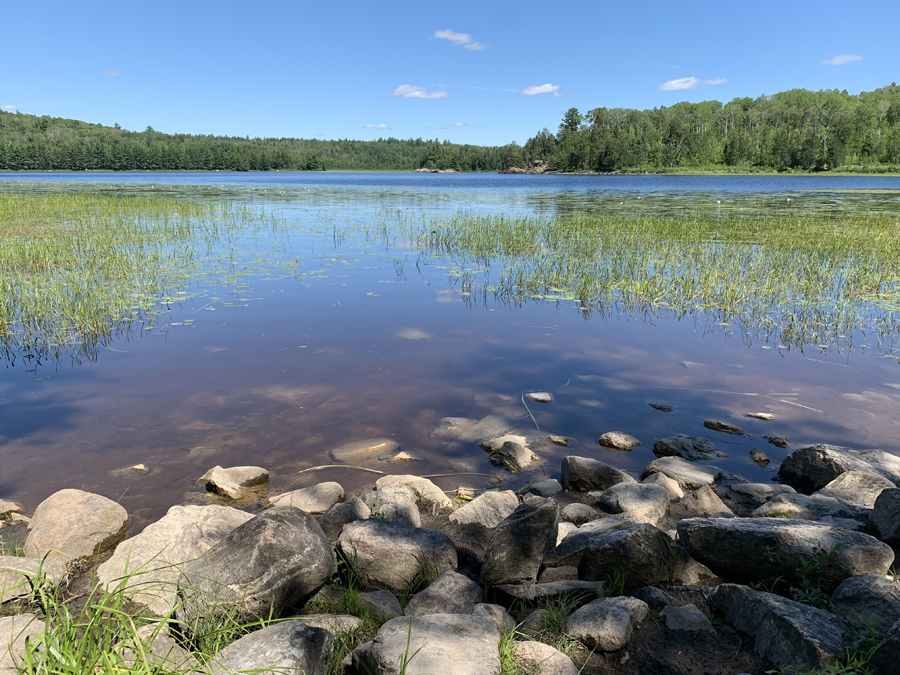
1;83;898;173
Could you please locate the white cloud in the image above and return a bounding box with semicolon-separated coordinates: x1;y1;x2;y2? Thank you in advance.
103;69;121;77
363;124;391;130
448;122;468;127
391;84;449;99
432;29;489;51
2;105;17;112
657;76;727;91
521;83;563;97
823;54;863;66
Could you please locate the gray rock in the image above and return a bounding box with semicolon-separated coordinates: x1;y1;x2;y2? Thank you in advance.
599;431;640;451
269;482;344;515
481;435;537;473
710;583;852;671
546;516;635;568
514;641;579;675
352;615;500;675
649;403;675;412
449;491;519;529
750;448;771;465
672;485;734;519
529;479;562;496
472;603;515;632
632;586;676;611
179;506;334;624
872;488;900;544
0;556;65;603
817;471;895;510
870;617;900;675
375;475;455;515
560;503;599;525
660;603;716;634
831;573;900;631
747;412;775;420
677;517;895;593
526;392;553;403
766;435;790;448
729;483;796;507
296;614;361;634
560;456;636;492
539;566;579;583
120;625;200;672
566;597;648;651
545;435;572;447
751;493;862;522
493;580;605;606
98;504;252;616
641;471;684;500
430;417;478;441
653;435;715;461
555;522;578;547
318;495;370;542
481;501;559;587
519;609;550;638
337;520;457;593
208;620;332;675
330;438;399;462
362;485;421;527
0;614;46;675
703;420;745;435
640;457;723;490
777;444;900;493
25;489;129;563
200;465;269;500
597;483;669;525
404;569;483;616
358;590;402;621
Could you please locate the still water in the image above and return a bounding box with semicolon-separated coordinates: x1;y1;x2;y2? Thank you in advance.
2;172;899;532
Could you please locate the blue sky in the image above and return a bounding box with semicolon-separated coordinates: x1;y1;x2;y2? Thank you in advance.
2;0;896;145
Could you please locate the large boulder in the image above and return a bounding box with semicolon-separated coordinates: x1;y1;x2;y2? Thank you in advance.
653;435;714;461
178;506;334;624
561;456;635;492
207;621;332;675
98;505;252;616
352;615;500;675
596;483;668;525
710;584;852;671
443;490;519;561
566;597;648;651
480;501;559;587
25;489;129;562
816;471;896;510
677;517;895;593
872;488;900;545
777;444;900;493
831;573;900;631
640;457;723;490
337;520;457;593
268;482;343;515
404;570;483;616
318;495;370;542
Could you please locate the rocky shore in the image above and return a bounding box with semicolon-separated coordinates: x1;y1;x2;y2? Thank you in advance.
2;435;899;674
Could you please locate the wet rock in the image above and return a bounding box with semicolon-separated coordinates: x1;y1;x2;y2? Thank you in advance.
641;472;684;500
298;614;361;634
456;415;514;444
430;417;478;441
599;431;640;451
493;580;605;607
632;586;676;611
640;456;723;490
596;483;669;525
672;485;735;519
268;482;344;515
514;641;579;675
352;615;500;675
0;614;46;674
649;403;675;412
710;583;852;671
362;485;421;527
750;448;770;465
526;392;553;403
25;488;130;562
0;556;65;603
567;597;648;651
330;438;399;462
778;444;900;493
337;520;457;593
677;517;894;593
661;603;716;634
179;506;334;624
481;501;559;587
405;570;483;616
831;573;900;631
561;456;636;492
208;621;332;675
485;438;537;473
200;465;269;500
653;435;715;461
473;603;515;632
358;590;402;621
529;479;562;496
375;475;455;515
765;435;790;448
817;471;896;510
560;503;599;525
704;420;745;435
752;493;862;522
318;495;370;542
545;434;571;446
873;488;900;546
747;412;775;420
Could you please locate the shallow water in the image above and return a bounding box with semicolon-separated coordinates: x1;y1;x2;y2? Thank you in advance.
2;172;899;533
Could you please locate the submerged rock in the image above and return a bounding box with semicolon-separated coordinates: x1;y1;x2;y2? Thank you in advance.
330;438;399;462
703;420;745;435
765;435;790;448
750;448;771;465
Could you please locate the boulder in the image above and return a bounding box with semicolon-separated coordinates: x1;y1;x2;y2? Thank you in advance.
358;590;402;621
472;603;515;632
207;620;332;675
178;506;334;624
641;472;684;500
816;471;895;510
751;493;861;522
0;501;21;518
444;490;519;562
297;614;361;634
0;556;66;603
25;489;129;562
514;641;579;675
632;586;676;611
361;485;421;527
480;501;559;587
404;570;483;616
560;503;599;526
672;485;734;519
330;438;398;462
599;431;640;451
640;457;723;490
729;483;796;507
710;583;852;671
519;609;550;638
352;615;500;675
337;520;457;593
872;488;900;544
200;465;269;500
703;420;745;435
529;479;562;496
560;456;636;492
98;504;252;616
566;597;648;651
318;495;370;542
653;435;715;461
660;603;716;634
268;482;344;515
492;580;605;607
596;483;668;525
677;517;895;593
831;573;900;631
0;614;46;675
777;444;900;493
555;522;578;547
870;617;900;675
374;475;455;515
486;439;537;472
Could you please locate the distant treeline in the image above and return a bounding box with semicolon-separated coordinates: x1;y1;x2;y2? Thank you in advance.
2;83;899;173
523;84;900;172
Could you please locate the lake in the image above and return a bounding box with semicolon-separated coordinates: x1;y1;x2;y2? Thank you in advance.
2;171;899;532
